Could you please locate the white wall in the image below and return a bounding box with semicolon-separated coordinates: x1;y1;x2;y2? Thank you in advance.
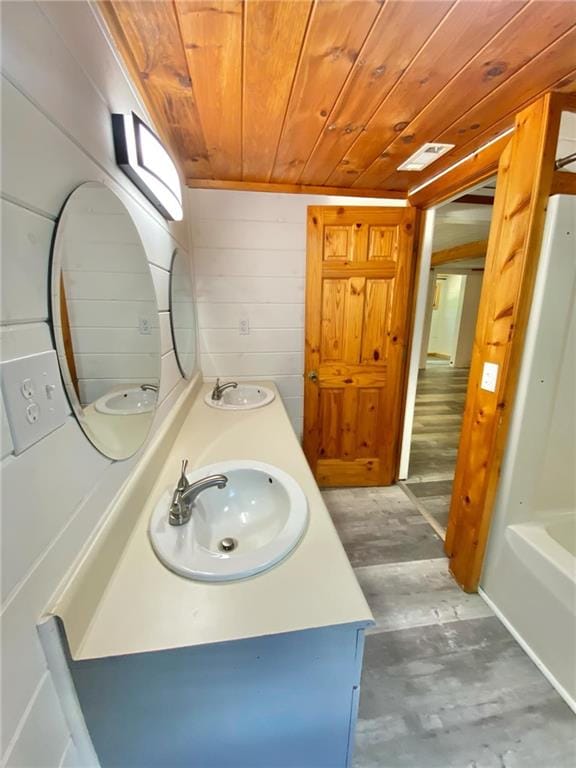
533;307;576;513
187;189;405;436
418;272;436;370
0;2;196;764
452;271;483;368
427;273;465;362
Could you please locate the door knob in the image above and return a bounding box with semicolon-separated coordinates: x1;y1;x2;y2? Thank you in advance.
308;370;318;382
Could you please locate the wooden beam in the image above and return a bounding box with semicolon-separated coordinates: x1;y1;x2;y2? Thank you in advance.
453;194;495;206
551;171;576;196
408;132;511;209
444;92;563;593
431;240;488;267
556;92;576;113
185;179;407;200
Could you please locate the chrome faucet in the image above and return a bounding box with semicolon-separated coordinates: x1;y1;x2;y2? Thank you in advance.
211;378;238;401
141;383;159;392
169;460;228;526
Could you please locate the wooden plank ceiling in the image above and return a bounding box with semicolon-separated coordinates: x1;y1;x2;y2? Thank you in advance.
100;0;576;197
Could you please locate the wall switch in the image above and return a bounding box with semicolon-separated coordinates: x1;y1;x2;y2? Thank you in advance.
480;361;499;393
0;351;69;455
239;318;250;336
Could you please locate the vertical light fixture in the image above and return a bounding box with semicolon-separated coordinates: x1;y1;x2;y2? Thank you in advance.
112;112;183;221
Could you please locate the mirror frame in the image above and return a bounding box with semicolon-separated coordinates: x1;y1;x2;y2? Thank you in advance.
49;180;161;460
168;248;198;380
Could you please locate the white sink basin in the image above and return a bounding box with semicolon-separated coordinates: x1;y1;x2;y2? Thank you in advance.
94;386;157;415
204;384;275;410
149;460;308;581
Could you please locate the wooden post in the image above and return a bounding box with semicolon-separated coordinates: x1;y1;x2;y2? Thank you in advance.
445;93;564;592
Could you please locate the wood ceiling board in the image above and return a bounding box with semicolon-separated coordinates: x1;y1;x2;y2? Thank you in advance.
270;0;382;184
325;0;527;188
388;30;576;193
185;179;406;199
101;1;576;192
242;0;313;181
354;1;576;190
429;27;576;154
100;1;212;180
297;0;454;186
174;1;243;180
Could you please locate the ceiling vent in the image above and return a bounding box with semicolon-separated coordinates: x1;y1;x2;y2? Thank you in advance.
396;142;455;172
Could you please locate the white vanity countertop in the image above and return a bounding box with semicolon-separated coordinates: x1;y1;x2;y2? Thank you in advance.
58;383;373;660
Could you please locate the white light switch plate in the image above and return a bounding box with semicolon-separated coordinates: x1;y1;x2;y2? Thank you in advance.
480;361;499;393
0;351;69;454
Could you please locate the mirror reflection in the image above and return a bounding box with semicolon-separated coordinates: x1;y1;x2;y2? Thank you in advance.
169;249;198;379
51;181;161;459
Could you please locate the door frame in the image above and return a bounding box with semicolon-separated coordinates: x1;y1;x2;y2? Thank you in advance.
399;190;492;480
401;91;576;592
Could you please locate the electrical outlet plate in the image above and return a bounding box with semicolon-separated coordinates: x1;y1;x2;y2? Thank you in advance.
0;351;69;455
480;361;499;393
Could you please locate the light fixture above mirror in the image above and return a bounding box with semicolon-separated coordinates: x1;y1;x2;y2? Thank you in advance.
112;112;183;221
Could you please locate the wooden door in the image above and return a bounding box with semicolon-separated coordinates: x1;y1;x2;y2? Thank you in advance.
303;206;418;487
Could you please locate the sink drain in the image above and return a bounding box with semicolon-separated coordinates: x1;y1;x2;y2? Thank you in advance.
218;537;237;553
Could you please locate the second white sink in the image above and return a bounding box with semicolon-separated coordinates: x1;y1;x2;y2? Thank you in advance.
204;384;275;410
95;386;157;415
149;460;308;581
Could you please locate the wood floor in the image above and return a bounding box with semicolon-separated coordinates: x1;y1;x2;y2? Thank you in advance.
322;485;576;768
404;362;470;536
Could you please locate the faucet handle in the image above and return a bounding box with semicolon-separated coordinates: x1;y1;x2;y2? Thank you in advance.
177;459;189;492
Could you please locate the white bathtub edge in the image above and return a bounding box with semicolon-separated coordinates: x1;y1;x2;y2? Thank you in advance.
478;587;576;715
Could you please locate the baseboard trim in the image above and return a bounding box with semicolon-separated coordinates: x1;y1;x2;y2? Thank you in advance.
478;587;576;714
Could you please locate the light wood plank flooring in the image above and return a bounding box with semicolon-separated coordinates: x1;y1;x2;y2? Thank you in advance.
404;363;470;536
321;485;576;768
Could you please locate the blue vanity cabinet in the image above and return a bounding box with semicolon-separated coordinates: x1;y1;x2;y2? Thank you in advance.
71;623;368;768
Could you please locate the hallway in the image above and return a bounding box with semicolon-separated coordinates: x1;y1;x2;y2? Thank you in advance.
403;364;470;536
321;485;576;768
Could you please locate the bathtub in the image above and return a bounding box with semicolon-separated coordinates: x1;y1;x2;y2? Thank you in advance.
507;513;576;614
482;511;576;710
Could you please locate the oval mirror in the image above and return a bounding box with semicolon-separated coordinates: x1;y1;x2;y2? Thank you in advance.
169;249;198;379
50;181;161;459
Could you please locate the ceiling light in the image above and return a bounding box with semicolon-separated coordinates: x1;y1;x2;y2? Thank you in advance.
396;142;455;172
112;113;183;221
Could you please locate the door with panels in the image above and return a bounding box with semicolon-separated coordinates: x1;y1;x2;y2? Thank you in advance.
303;206;417;487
